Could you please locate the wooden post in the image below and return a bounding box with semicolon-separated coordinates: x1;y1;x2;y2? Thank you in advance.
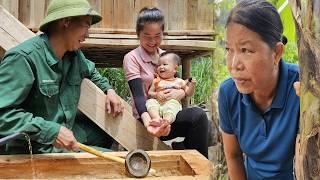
182;58;191;107
289;0;320;179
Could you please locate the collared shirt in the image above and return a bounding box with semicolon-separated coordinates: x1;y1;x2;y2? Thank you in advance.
123;46;164;118
218;60;299;179
0;34;112;154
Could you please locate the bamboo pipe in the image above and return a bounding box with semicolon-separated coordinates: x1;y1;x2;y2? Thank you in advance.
78;143;125;163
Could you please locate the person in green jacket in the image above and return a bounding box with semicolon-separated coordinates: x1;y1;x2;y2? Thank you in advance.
0;0;124;154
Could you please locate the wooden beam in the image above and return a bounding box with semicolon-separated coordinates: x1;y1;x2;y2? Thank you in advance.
181;58;191;107
78;79;171;150
0;5;35;50
83;38;215;50
89;33;214;40
88;28;215;36
0;0;18;18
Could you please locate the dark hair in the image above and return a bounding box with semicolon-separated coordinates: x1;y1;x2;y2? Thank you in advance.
136;7;165;36
226;0;287;49
160;51;181;65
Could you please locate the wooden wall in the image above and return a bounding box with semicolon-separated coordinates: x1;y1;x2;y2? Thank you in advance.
0;0;213;32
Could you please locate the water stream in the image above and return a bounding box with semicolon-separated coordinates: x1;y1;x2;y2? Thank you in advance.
21;133;36;179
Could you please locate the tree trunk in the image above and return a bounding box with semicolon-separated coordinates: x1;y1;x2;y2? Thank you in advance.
289;1;320;179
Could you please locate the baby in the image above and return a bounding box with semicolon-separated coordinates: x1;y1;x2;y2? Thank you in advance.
146;52;196;124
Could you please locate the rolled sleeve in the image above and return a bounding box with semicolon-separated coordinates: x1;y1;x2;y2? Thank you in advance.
218;87;234;134
123;53;141;81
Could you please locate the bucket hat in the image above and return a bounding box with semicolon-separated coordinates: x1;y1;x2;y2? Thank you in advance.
39;0;102;32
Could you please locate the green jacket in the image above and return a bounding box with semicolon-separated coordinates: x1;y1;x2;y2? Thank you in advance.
0;34;112;154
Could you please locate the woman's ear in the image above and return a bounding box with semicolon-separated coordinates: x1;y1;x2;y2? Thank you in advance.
273;42;284;66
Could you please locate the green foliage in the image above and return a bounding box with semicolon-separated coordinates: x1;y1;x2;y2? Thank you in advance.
98;68;130;100
282;42;298;64
189;57;214;106
271;0;296;42
211;0;235;91
269;0;298;64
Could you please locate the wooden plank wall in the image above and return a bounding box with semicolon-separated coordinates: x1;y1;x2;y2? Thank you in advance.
0;0;213;31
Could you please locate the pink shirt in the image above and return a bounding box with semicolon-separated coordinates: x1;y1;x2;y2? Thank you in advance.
123;46;164;119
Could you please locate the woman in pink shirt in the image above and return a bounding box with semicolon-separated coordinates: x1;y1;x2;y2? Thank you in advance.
123;7;208;158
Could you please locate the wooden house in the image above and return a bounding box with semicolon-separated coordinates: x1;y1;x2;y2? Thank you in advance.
0;0;214;75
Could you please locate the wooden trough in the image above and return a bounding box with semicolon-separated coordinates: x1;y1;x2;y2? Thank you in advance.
0;150;213;179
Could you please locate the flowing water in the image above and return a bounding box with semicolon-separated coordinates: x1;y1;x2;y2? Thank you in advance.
22;133;36;179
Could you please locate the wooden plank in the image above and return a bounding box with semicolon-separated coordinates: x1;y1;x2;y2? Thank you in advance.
88;0;102;28
101;0;113;28
134;0;155;19
89;28;215;36
165;30;215;36
197;0;214;30
0;5;35;50
18;0;46;29
83;38;215;50
29;0;46;29
18;0;30;28
78;79;170;151
186;0;198;30
0;0;18;18
0;150;213;179
89;33;213;40
113;0;135;29
167;0;187;30
154;0;169;31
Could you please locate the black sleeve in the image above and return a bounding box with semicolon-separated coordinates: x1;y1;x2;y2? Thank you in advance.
128;78;147;116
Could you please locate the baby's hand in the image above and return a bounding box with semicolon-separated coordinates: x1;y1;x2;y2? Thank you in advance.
187;77;197;86
149;120;161;127
156;91;166;102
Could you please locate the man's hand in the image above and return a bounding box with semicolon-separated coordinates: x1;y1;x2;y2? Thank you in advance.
146;119;171;137
294;82;300;97
106;89;124;117
53;126;79;151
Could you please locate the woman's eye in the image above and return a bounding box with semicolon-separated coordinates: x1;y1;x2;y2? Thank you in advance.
241;48;252;53
225;47;230;52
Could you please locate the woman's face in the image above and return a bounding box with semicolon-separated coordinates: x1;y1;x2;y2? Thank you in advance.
139;23;163;54
225;22;281;94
